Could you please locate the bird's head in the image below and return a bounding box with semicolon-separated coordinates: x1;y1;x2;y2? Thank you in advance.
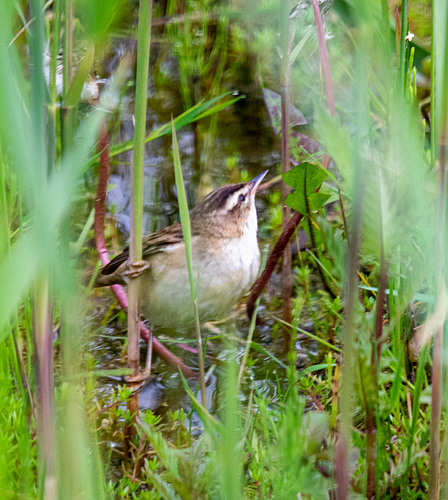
191;170;268;238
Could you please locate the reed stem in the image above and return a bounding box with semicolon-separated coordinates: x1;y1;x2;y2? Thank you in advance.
127;0;153;429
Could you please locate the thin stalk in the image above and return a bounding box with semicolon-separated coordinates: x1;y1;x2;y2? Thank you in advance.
29;0;46;190
359;357;376;500
0;159;9;258
126;153;142;427
29;0;55;496
398;0;407;92
366;246;388;499
394;7;401;65
172;118;207;406
336;22;368;500
49;0;59;104
126;0;153;431
34;276;57;500
62;0;73;94
128;0;152;376
380;0;389;34
59;0;73;343
374;257;389;368
429;5;448;496
429;132;448;496
389;275;400;358
48;0;60;173
130;0;152;283
430;11;435;169
62;0;73;151
280;0;292;354
336;160;363;500
372;256;389;497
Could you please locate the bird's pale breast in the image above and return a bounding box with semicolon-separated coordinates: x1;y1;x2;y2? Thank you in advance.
140;228;260;330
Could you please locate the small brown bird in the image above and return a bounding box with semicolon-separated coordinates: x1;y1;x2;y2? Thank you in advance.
94;171;267;329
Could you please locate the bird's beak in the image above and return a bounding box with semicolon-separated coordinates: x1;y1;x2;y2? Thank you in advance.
249;170;268;196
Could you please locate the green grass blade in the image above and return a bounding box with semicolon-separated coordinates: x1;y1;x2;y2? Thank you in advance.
171;118;207;405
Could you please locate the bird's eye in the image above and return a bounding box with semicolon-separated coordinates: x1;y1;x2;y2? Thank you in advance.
238;193;246;203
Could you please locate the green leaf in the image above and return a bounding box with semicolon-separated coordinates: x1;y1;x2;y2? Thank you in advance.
297;363;336;381
289;26;313;64
283;162;329;214
65;46;95;107
195;95;243;120
145;471;182;500
307;192;331;212
178;371;223;438
171;119;195;301
75;0;129;44
109;93;243;158
248;342;288;369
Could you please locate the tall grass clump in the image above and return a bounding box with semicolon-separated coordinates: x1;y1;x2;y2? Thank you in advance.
310;1;440;497
0;0;125;496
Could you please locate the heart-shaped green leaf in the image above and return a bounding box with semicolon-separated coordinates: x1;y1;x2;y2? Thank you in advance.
283;162;329;215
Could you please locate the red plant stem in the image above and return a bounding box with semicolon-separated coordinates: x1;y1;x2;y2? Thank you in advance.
280;2;293;353
95;122;197;379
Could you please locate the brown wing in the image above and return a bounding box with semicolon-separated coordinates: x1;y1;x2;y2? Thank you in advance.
94;223;184;287
99;249;129;277
141;223;183;258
